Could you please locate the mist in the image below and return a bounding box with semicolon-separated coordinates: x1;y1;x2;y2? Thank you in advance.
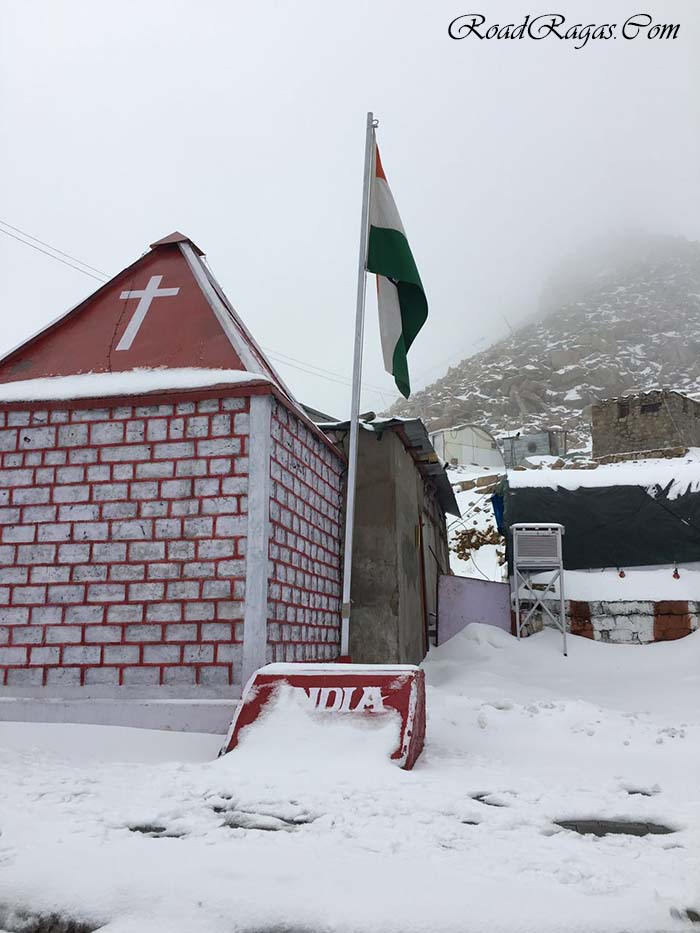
1;0;698;416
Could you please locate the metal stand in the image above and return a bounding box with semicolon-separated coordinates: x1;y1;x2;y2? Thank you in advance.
512;523;567;656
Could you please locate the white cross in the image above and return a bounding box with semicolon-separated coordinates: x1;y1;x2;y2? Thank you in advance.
115;275;180;351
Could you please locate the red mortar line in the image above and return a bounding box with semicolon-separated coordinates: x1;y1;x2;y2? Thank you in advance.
268;526;341;563
268;508;341;550
271;421;344;469
270;440;342;499
1;383;343;461
268;477;341;522
269;552;341;579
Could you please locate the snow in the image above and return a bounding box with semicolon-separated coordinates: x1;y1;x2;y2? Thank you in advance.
261;662;419;674
3;625;698;931
448;466;505;581
508;450;700;500
0;368;269;401
533;564;700;602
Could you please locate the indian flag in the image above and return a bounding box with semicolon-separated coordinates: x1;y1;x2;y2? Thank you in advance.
367;146;428;399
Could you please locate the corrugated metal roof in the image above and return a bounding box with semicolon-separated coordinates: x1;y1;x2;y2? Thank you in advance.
321;417;461;517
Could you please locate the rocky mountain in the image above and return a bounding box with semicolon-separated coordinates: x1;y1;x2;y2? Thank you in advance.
389;236;700;447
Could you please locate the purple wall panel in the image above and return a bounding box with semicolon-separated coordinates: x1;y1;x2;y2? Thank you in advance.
437;575;512;645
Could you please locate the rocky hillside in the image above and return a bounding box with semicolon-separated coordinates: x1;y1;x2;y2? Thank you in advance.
390;236;700;447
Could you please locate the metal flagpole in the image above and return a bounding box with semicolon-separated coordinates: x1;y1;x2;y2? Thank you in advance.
340;110;377;658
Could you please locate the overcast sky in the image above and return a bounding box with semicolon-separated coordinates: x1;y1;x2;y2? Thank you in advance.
1;0;698;416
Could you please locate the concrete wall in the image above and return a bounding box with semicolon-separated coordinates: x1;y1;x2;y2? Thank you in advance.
419;470;451;643
348;430;399;663
592;390;700;458
393;434;426;665
348;429;449;666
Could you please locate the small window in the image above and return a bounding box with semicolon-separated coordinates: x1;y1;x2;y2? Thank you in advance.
527;441;538;453
682;397;689;413
641;402;661;414
617;402;629;419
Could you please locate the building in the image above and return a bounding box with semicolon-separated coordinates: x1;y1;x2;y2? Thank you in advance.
324;417;459;665
429;423;504;470
592;389;700;459
500;428;568;469
0;232;344;730
503;455;700;644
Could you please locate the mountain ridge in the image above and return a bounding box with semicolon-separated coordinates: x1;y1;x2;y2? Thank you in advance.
389;235;700;446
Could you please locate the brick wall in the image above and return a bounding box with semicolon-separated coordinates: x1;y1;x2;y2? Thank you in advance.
266;399;342;662
0;393;250;690
591;390;700;458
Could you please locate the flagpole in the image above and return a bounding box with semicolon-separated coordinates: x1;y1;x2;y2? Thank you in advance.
340;110;377;658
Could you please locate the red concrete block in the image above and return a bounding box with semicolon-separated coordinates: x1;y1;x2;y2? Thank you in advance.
569;600;594;639
655;600;690;617
653;612;692;642
221;663;426;769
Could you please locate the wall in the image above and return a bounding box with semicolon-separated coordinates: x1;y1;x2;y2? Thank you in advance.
592;391;700;458
521;598;700;644
266;399;343;662
438;575;511;644
502;431;566;468
0;393;250;693
347;428;447;666
430;426;504;470
348;429;400;663
420;482;451;644
393;435;426;665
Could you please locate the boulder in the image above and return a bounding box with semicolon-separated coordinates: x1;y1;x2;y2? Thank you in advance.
551;365;587;388
550;348;581;369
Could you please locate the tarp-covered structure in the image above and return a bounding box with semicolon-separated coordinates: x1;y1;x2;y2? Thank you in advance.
503;455;700;570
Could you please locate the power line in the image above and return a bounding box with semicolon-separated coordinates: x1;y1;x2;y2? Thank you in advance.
265;350;392;401
0;218;398;403
0;226;107;282
263;346;392;395
0;220;109;277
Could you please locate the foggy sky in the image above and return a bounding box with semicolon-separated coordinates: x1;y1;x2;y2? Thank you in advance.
1;0;698;416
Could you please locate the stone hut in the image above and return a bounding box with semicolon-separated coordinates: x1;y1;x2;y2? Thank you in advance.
592;389;700;459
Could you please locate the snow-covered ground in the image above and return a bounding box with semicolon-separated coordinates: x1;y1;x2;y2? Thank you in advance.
1;625;699;932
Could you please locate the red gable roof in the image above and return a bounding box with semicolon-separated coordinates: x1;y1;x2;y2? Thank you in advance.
0;233;295;401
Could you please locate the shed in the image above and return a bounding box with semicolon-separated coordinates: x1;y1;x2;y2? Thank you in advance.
429;423;504;470
500;428;568;469
323;418;459;665
0;233;344;730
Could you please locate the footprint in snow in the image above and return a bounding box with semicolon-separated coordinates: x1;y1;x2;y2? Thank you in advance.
623;783;661;797
471;793;508;808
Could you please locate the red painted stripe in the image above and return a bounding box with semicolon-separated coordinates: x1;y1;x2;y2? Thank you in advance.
375;145;387;182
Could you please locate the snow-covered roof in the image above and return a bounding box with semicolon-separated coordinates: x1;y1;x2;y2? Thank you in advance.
0;368;269;402
323;417;460;517
508;451;700;501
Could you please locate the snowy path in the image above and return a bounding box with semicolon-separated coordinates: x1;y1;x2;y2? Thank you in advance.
0;626;698;932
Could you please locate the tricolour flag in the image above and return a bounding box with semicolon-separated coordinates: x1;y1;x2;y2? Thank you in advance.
367;146;428;398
